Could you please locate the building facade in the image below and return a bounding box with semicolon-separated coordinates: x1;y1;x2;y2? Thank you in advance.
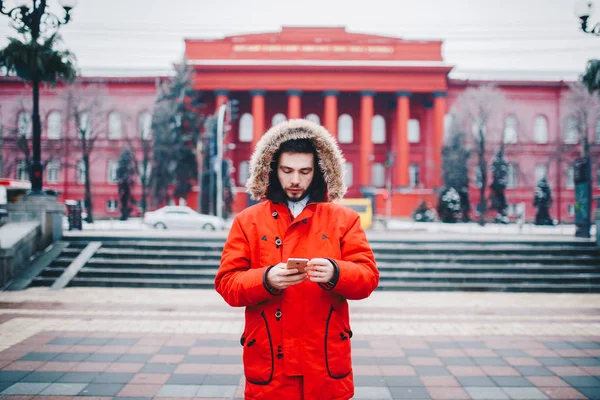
1;27;599;222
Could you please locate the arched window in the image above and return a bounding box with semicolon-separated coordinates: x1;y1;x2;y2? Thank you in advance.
408;119;420;143
564;115;578;144
338;114;353;143
444;113;455;140
534;115;548;144
305;113;320;125
79;112;90;139
18;111;31;138
239;113;253;142
372;163;385;187
47;111;62;139
503;115;518;144
471;117;486;138
343;162;353;187
108;112;122;139
238;161;250;185
271;113;286;127
371;115;386;144
139;111;152;140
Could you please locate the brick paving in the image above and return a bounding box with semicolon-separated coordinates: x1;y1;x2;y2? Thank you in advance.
0;288;599;399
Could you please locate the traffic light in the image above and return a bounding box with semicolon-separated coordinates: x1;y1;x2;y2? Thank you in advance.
228;99;239;122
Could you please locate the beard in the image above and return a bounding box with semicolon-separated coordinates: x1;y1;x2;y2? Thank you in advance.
285;186;309;202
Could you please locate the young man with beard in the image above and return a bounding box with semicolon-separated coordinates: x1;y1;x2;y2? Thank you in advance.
215;119;379;400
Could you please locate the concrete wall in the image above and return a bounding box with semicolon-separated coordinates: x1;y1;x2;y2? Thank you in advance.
0;221;41;288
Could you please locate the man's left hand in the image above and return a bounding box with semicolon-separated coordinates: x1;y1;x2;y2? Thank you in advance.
306;258;334;283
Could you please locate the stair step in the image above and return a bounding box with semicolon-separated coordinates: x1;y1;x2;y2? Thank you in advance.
95;248;223;259
376;281;600;293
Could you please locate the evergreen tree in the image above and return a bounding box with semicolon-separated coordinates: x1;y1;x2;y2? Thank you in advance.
441;129;471;221
150;60;204;207
533;177;554;225
489;146;509;224
117;148;136;221
437;187;462;223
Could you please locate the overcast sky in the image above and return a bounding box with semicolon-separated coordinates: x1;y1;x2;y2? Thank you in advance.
1;0;599;80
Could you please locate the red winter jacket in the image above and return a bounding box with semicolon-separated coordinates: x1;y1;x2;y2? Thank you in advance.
215;200;378;400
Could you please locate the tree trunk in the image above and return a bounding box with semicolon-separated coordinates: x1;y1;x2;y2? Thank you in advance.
478;131;486;226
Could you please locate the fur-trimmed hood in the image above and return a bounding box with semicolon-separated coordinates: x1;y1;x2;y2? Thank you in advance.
246;119;347;202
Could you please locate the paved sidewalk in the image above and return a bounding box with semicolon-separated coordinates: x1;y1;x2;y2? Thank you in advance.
0;288;599;399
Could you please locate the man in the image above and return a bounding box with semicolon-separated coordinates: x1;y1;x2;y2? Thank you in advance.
215;119;379;400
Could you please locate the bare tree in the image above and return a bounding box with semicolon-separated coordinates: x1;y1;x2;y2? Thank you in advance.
2;95;64;182
123;110;152;216
451;85;509;226
61;82;109;223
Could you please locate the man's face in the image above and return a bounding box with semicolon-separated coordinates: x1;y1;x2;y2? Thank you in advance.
277;152;315;202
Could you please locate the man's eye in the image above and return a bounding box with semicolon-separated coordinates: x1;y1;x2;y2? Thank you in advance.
301;171;311;175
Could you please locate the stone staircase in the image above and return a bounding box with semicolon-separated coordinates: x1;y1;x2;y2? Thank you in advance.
18;234;600;292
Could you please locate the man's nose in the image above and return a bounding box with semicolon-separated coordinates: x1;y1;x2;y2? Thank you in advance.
290;172;300;184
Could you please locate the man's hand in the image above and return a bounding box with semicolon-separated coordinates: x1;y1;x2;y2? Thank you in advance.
266;263;307;290
306;258;334;283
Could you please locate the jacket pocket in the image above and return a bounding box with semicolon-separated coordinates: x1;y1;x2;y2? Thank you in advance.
241;310;274;385
324;305;352;379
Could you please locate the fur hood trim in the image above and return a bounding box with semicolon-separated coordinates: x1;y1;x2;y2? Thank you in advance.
246;119;347;201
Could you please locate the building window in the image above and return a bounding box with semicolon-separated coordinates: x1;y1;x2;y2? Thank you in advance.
139;111;152;140
138;163;151;184
344;162;353;187
567;204;574;216
107;199;118;212
238;161;249;185
46;161;60;184
18;111;31;138
16;160;28;181
305;114;320;125
507;163;518;188
566;164;574;189
77;160;86;184
373;163;385;187
47;111;62;139
79;112;90;138
239;113;253;142
108;112;122;139
371;115;386;144
503;115;518;144
107;160;118;184
474;165;483;188
271;113;286;127
408;119;420;143
535;164;547;184
534;115;548;144
338;114;353;143
444;113;454;140
564;115;578;144
595;118;600;144
471;118;483;137
409;164;419;188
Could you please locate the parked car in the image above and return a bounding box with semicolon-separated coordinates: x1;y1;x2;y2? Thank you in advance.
143;206;226;230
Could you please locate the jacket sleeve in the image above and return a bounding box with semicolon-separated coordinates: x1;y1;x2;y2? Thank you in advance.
328;212;379;300
214;217;279;307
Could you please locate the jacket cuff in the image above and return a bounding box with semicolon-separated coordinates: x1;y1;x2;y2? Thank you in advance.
263;265;282;296
319;258;340;291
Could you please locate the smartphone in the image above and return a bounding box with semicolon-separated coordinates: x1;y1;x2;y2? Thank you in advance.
286;258;309;273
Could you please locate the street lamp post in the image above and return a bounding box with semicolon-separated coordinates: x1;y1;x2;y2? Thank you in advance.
0;0;77;194
575;0;600;35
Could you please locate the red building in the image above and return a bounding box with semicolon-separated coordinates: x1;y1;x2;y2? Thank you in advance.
1;27;598;222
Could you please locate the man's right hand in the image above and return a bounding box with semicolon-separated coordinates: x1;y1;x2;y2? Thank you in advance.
266;263;307;290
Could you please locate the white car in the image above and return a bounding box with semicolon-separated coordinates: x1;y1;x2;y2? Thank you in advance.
143;206;226;230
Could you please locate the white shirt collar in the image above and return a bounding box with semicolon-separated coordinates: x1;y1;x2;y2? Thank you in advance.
287;195;310;218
